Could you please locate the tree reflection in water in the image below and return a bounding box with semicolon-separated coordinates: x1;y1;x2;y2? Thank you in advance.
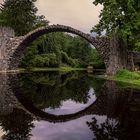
0;71;105;139
87;117;120;140
86;81;140;140
17;71;104;110
0;109;34;140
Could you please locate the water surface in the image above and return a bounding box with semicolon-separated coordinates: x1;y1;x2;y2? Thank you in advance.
0;71;140;140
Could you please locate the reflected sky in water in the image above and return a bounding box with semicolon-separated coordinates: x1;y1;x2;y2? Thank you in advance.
32;116;93;140
45;88;96;115
31;115;108;140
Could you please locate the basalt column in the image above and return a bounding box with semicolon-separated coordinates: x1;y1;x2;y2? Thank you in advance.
0;27;15;72
106;34;134;75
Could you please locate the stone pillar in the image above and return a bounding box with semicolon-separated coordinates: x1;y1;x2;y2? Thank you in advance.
106;34;130;75
0;27;15;71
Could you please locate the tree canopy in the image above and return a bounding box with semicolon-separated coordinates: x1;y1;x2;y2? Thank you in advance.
92;0;140;39
0;0;49;36
91;0;140;73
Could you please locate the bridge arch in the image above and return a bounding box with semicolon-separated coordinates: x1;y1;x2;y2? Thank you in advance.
6;24;109;70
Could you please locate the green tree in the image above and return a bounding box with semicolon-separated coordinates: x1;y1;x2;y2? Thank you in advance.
92;0;140;48
0;0;48;36
66;36;101;67
90;49;105;69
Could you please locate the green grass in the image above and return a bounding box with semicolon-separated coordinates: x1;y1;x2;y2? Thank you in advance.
115;69;140;80
98;69;140;89
112;69;140;88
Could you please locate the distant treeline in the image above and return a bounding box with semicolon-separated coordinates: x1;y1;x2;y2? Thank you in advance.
20;32;105;69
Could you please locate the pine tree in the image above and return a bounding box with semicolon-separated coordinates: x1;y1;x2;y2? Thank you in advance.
0;0;48;36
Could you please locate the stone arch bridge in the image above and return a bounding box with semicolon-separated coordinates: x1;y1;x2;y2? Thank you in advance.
0;25;110;71
0;25;140;74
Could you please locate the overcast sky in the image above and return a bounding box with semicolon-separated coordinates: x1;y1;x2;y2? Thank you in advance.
35;0;102;33
0;0;102;33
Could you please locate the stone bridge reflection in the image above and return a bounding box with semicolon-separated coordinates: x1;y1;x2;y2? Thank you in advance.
0;72;140;140
0;73;139;123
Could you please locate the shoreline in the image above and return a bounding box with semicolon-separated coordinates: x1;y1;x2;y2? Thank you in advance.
98;69;140;89
1;68;140;89
0;67;87;74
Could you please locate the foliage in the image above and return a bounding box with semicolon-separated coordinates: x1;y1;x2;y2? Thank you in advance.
20;32;104;69
92;0;140;37
0;0;49;36
90;49;105;69
92;0;140;50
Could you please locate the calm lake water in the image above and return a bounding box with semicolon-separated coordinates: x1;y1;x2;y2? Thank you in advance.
0;71;140;140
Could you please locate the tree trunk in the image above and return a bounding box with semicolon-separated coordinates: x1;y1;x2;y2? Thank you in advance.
106;34;134;75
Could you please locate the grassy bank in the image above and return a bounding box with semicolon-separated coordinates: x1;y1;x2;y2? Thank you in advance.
104;69;140;89
114;69;140;83
19;66;87;72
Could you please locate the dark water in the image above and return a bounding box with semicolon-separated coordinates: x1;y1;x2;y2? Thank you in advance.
0;71;140;140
